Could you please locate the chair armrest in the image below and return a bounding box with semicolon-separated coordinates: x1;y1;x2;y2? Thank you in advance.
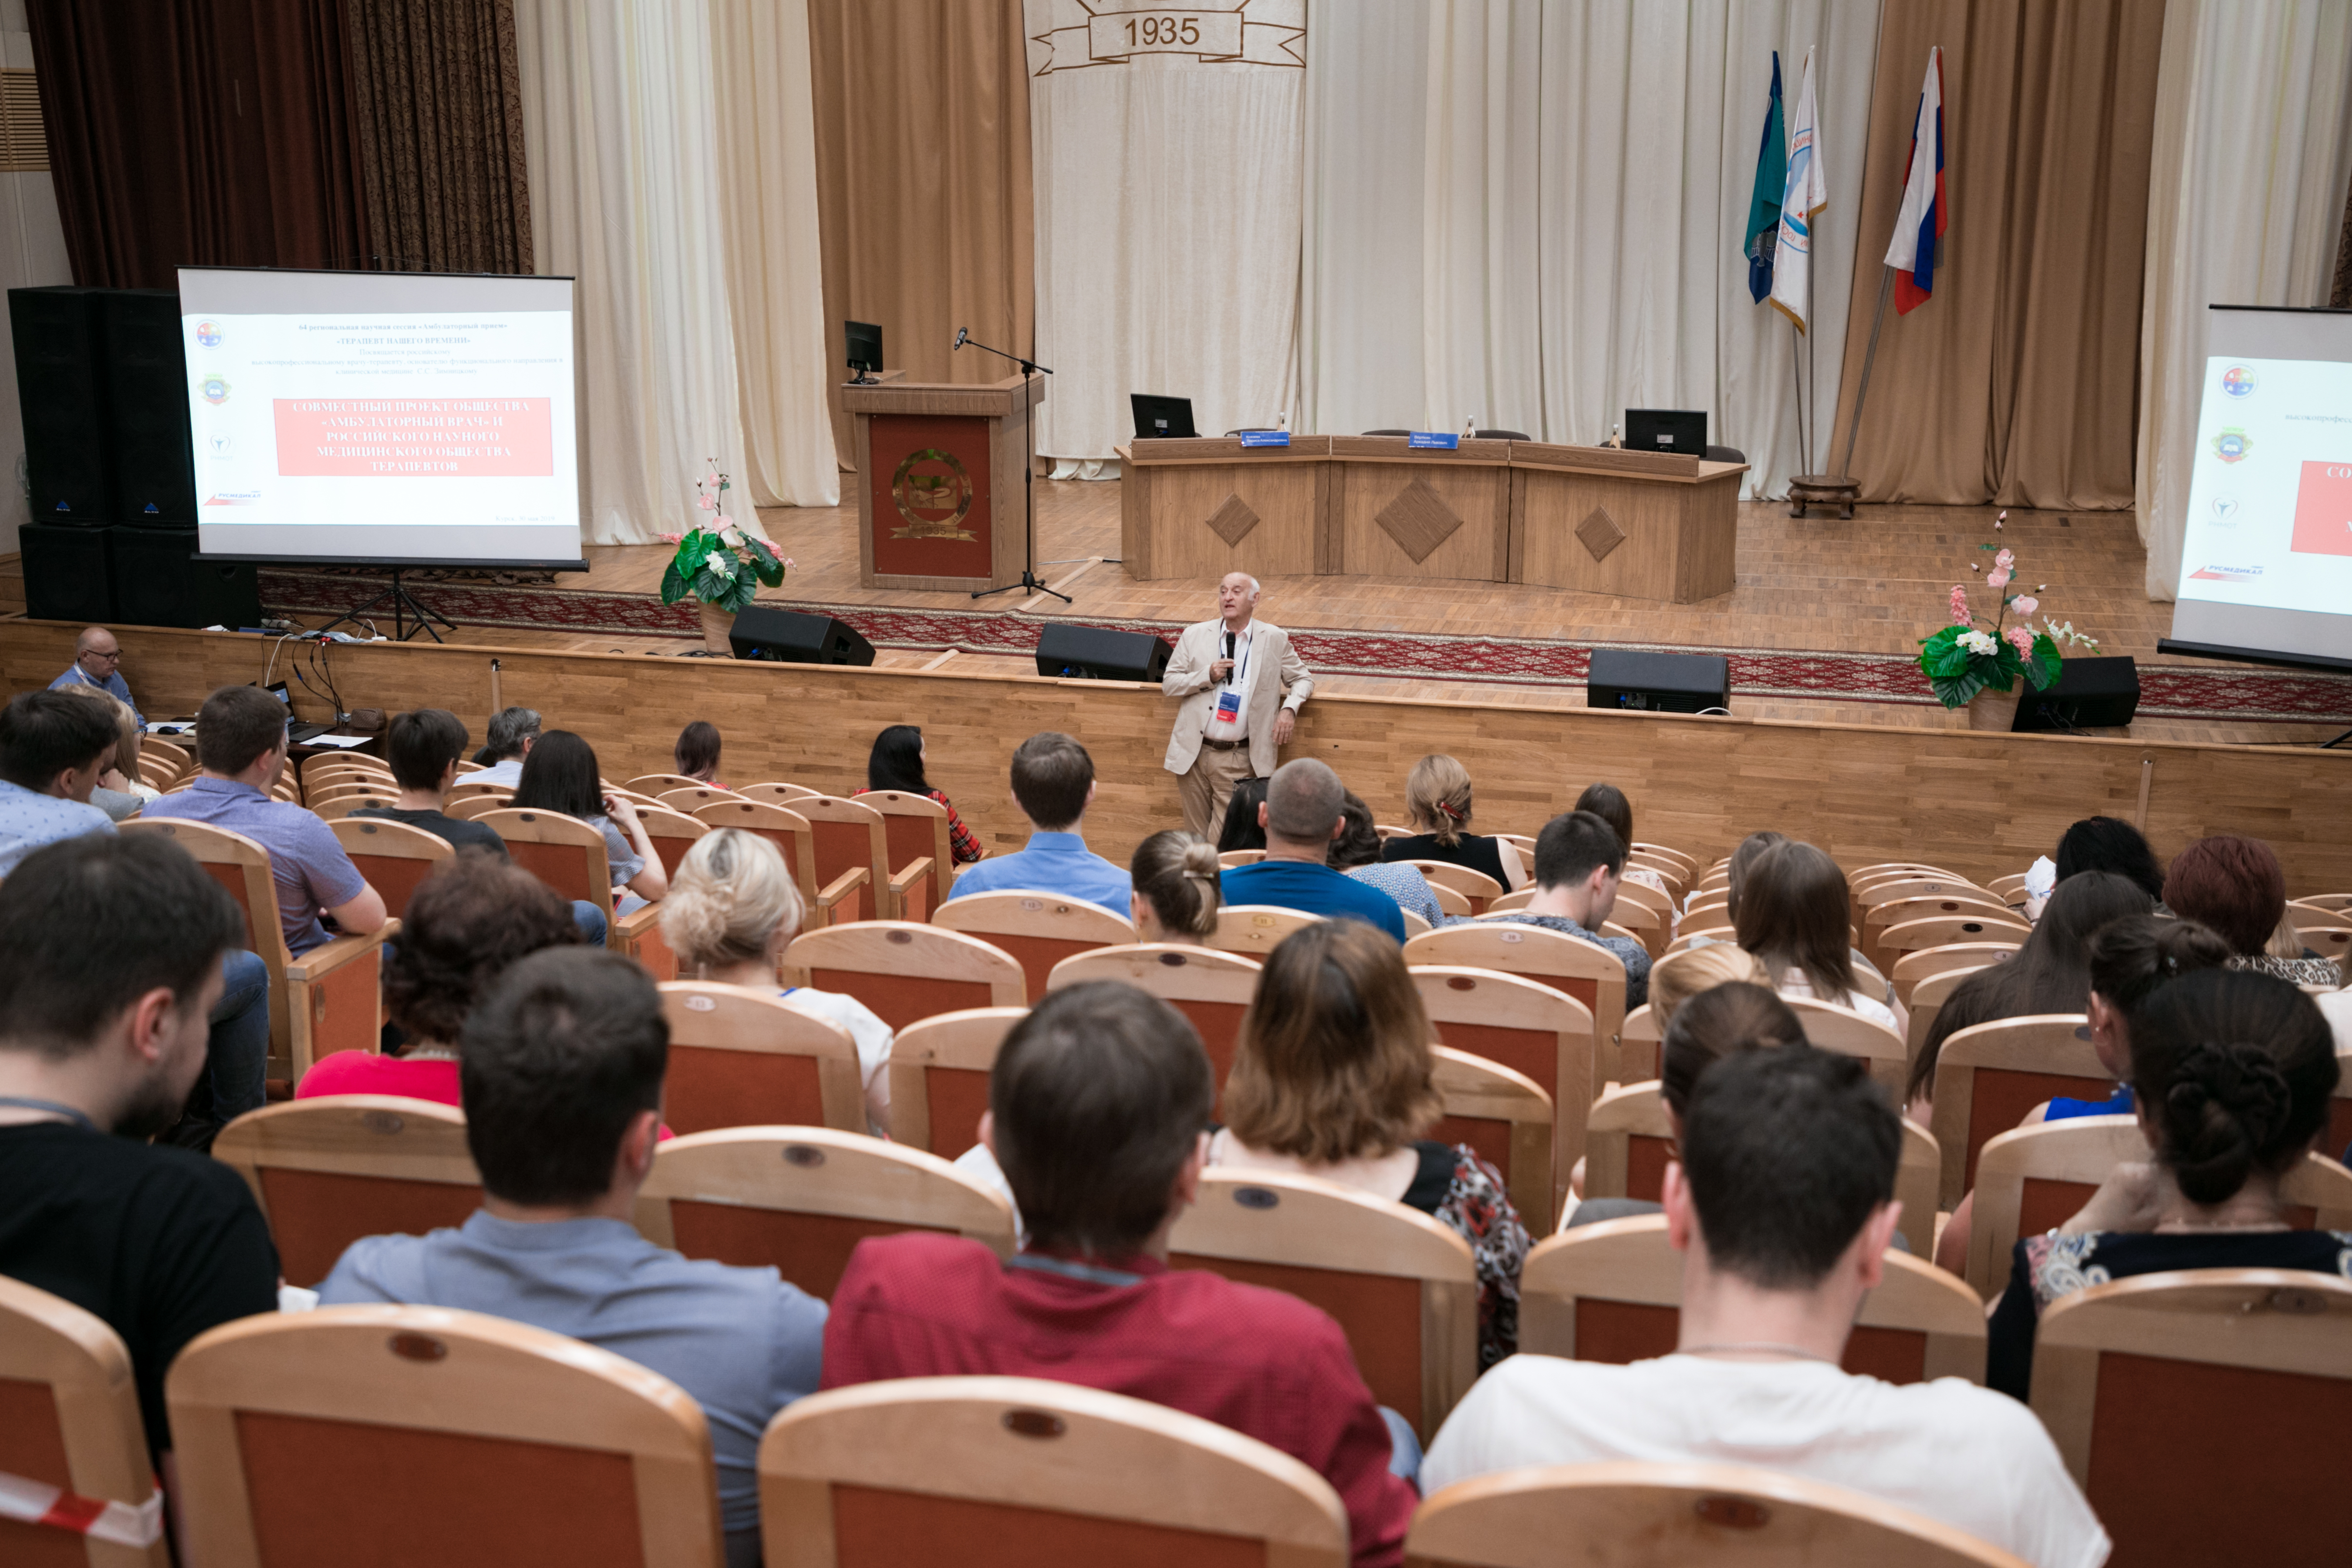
815;866;870;909
888;855;936;895
286;920;398;981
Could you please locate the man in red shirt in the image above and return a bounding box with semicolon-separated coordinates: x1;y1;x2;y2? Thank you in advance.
822;982;1416;1568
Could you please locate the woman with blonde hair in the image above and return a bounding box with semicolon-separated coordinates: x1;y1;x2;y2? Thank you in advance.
1128;829;1221;944
1377;753;1527;890
56;684;152;820
1215;920;1530;1367
659;827;894;1131
1644;942;1773;1030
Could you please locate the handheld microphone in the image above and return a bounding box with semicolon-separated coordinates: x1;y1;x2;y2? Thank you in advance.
953;328;969;350
1222;630;1236;683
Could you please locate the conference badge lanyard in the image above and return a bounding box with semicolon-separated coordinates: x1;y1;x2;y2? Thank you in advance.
1213;627;1254;729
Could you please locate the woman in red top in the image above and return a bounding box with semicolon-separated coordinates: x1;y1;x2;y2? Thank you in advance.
856;723;985;865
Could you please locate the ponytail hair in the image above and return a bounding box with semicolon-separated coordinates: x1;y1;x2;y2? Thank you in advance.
2085;914;2232;1025
659;828;804;973
1130;829;1221;940
2129;969;2337;1206
1406;754;1475;849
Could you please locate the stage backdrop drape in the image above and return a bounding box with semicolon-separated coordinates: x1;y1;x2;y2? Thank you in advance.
806;0;1033;473
340;0;534;274
1302;1;1881;501
1827;0;2166;512
513;0;753;546
2134;0;2352;600
1025;0;1305;469
26;0;367;289
710;0;837;508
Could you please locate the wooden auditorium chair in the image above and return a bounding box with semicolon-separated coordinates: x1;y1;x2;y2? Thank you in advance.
856;788;959;922
1661;926;1735;959
1208;904;1324;959
1904;963;1995;1067
636;804;710;881
1963;1118;2352;1301
1879;913;2029;969
2029;1271;2352;1568
1519;1215;1985;1384
1925;1015;2102;1209
1429;1045;1555;1234
1401;860;1504;915
307;792;401;822
1406;1460;2030;1568
735;781;820;805
328;816;454;922
1854;870;1999;927
1890;942;2019;1010
780;922;1025;1031
1217;847;1265;867
627;772;710;795
785;795;899;924
659;785;734;815
692;798;867;930
475;807;667;974
2292;924;2350;978
1485;887;1534;914
1783;997;1908;1099
118;818;388;1083
1863;893;2018;971
1607;879;1675;959
885;1006;1027;1157
758;1377;1350;1568
443;778;512;807
1406;923;1628;1086
302;779;392;810
211;1098;482;1289
656;981;866;1137
1420;880;1476;919
1618;1002;1661;1085
167;1306;727;1568
442;792;513;822
931;892;1135;1000
1167;1170;1477;1442
1400;907;1435;937
1409;964;1595;1220
1046;944;1261;1100
139;734;191;776
0;1276;169;1568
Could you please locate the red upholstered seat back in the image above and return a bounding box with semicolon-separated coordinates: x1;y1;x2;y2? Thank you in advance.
924;1065;993;1157
808;969;994;1032
811;819;876;922
831;1485;1264;1568
663;1045;827;1137
504;839;598;907
1965;1067;2111;1188
258;1168;484;1288
2330;1098;2352;1162
1426;1020;1556;1103
667;1202;956;1301
0;1379;84;1568
201;861;264;950
1429;1113;1512;1179
1168;999;1249;1099
1167;1254;1423;1430
983;933;1101;1003
347;853;439;922
1625;1133;1675;1203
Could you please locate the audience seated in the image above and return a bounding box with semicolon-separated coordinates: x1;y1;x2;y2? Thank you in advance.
1986;969;2345;1402
1573;782;1668;901
1330;791;1446;927
2164;834;2341;986
1647;942;1773;1027
857;722;984;865
821;981;1418;1568
469;704;542;784
0;835;279;1468
1733;840;1900;1032
675;719;725;787
47;624;143;723
1692;830;1891;1002
319;947;825;1568
2053;815;2169;908
1220;760;1407;941
1217;774;1270;852
942;732;1128;913
1215;920;1529;1367
1472;811;1650;1006
1424;1046;2109;1568
58;684;152;820
1128;828;1222;944
0;689;118;873
296;851;579;1105
659;827;893;1130
510;729;668;908
1377;754;1527;890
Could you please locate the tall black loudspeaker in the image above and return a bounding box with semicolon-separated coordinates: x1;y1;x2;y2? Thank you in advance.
9;287;112;523
1035;622;1172;683
109;527;259;629
99;290;198;527
728;605;876;665
19;522;116;621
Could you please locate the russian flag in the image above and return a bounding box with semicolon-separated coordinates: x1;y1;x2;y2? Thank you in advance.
1883;47;1945;314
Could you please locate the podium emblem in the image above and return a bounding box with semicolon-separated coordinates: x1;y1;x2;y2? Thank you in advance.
889;447;978;540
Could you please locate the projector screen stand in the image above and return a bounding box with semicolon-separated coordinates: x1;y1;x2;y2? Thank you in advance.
316;570;456;645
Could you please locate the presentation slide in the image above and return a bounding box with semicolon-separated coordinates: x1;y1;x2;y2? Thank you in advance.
180;267;584;567
2171;306;2352;667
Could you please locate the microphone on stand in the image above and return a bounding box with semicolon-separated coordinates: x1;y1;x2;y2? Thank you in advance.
953;328;969;350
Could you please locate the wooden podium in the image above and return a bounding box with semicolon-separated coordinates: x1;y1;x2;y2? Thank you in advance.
845;371;1044;591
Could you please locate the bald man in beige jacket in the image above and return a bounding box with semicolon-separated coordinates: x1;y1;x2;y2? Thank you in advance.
1161;573;1313;840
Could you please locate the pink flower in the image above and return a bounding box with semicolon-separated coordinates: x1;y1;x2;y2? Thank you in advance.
2011;595;2038;615
657;531;683;544
1995;509;2007;529
1995;548;2015;568
1986;569;2011;591
1949;586;1969;621
782;558;796;570
698;496;716;510
715;514;730;528
2005;626;2035;657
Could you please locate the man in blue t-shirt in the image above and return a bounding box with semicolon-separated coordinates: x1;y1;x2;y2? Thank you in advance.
1220;759;1407;942
943;731;1131;916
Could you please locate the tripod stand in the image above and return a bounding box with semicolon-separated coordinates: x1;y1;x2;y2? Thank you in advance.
316;569;455;644
953;330;1068;604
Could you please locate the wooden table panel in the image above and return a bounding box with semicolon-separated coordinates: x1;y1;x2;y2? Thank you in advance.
1334;460;1512;581
1141;460;1323;580
1513;467;1742;601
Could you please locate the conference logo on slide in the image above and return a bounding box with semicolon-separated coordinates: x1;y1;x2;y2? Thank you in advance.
208;432;232;459
2208;497;2239;526
203;490;261;506
2212;427;2251;463
2289;461;2352;558
195;321;222;348
2185;562;2263;582
201;376;231;405
2220;365;2256;398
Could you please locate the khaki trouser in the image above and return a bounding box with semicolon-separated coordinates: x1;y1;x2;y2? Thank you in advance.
1179;741;1257;842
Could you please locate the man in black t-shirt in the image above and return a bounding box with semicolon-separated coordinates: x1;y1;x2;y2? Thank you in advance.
0;834;280;1462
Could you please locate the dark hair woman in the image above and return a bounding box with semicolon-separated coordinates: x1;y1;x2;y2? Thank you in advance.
510;730;668;906
1733;841;1902;1035
673;720;723;786
1329;791;1445;929
855;724;983;865
2165;834;2340;986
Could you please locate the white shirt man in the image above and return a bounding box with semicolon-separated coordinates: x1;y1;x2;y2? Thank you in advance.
1161;572;1313;840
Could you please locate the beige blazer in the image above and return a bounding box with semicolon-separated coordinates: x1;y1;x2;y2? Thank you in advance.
1161;618;1313;777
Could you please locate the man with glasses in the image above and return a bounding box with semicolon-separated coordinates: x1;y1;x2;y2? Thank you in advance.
47;627;143;726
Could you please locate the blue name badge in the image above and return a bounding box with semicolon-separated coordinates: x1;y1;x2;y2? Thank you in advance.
1240;430;1290;448
1213;688;1243;724
1407;431;1460;450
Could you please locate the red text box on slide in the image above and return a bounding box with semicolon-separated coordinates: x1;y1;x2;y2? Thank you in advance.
2290;461;2352;557
272;398;554;477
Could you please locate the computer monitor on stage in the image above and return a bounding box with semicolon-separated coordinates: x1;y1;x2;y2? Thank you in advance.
1131;393;1197;439
1627;408;1706;455
845;319;883;383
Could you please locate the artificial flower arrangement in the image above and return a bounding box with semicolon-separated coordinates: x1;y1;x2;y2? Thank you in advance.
658;462;791;615
1916;511;2099;709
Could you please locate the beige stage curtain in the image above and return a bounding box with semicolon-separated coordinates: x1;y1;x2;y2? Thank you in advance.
2135;0;2352;599
710;0;838;508
806;0;1033;472
1828;0;2166;511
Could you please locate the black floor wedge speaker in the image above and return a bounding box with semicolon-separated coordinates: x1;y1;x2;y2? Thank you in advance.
2013;656;2139;732
1586;648;1731;714
20;522;116;622
728;605;876;665
1036;622;1172;683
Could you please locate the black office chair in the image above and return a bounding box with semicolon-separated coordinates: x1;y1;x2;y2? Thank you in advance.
1475;428;1532;441
1703;444;1746;464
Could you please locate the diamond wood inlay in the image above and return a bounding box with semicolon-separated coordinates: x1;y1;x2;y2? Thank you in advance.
1374;478;1464;564
1204;492;1260;548
1576;506;1627;562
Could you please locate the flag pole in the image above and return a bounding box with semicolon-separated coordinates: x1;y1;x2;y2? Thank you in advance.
1790;320;1808;476
1837;265;1893;481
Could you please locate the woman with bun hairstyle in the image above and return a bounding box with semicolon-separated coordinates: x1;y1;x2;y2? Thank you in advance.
1378;754;1528;890
1329;792;1447;928
658;827;894;1132
1986;969;2346;1399
1128;829;1222;945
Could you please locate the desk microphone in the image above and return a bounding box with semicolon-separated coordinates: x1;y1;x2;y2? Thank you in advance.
953;328;969;350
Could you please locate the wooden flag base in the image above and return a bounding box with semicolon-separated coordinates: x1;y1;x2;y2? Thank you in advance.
1788;474;1859;519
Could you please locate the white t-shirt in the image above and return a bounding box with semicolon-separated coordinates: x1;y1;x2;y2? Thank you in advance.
2317;987;2352;1056
1777;967;1908;1037
1200;621;1262;739
778;986;894;1135
1424;1354;2107;1568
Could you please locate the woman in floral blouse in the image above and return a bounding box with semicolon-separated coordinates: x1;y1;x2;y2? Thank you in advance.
857;723;984;865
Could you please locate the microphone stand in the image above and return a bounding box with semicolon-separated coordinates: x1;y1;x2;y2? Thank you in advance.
954;332;1068;604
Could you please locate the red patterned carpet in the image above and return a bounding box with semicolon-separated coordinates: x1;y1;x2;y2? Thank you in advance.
258;569;2352;726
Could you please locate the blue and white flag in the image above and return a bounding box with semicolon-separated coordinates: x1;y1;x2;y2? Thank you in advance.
1768;48;1827;332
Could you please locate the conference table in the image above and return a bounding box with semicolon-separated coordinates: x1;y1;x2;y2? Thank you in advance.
1114;435;1746;603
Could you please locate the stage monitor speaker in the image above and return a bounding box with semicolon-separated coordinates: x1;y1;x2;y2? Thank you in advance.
728;605;876;665
9;287;112;523
1587;647;1730;714
2013;655;2140;733
108;527;259;629
19;521;116;621
99;289;198;527
1036;622;1171;683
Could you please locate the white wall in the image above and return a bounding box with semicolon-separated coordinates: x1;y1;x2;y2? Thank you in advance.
0;0;76;556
